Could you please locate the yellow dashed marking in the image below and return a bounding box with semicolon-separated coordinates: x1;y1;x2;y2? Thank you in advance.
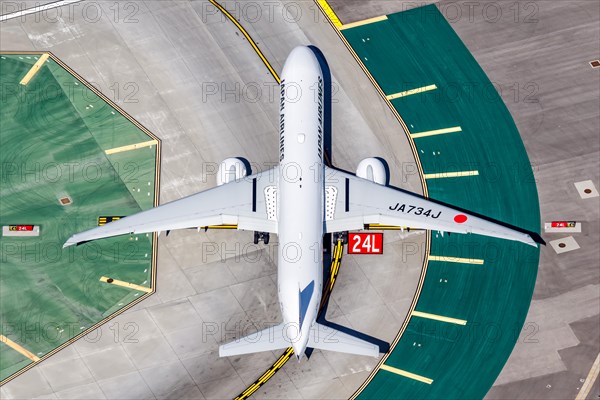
340;15;388;30
0;335;40;362
387;84;437;100
380;364;433;384
412;310;467;325
429;255;484;265
105;140;157;155
100;276;152;293
19;53;49;85
424;170;479;179
316;0;342;28
411;126;462;139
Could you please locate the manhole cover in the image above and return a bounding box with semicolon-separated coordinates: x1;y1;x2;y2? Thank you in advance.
558;243;566;248
584;188;592;194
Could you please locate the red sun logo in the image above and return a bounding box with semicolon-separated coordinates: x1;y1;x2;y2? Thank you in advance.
454;214;468;223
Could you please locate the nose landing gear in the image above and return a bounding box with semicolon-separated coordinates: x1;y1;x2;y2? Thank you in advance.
333;231;348;245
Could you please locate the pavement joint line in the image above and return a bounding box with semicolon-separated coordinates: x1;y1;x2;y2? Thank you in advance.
429;255;484;265
0;0;83;22
576;352;600;400
340;15;389;30
19;53;49;85
99;276;152;293
412;310;467;325
316;0;342;28
105;140;157;155
0;335;40;362
424;170;479;179
380;364;433;384
387;84;438;100
411;126;462;139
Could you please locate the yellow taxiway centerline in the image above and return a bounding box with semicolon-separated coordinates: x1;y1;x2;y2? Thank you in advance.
0;335;40;362
316;0;342;28
340;15;388;30
19;53;49;85
100;276;152;293
105;140;158;155
208;0;280;82
424;170;479;180
412;310;467;325
387;84;438;100
429;255;484;265
380;364;433;384
411;126;462;139
576;352;600;400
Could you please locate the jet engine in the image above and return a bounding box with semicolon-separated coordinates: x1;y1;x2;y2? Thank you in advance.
356;158;387;185
217;158;248;186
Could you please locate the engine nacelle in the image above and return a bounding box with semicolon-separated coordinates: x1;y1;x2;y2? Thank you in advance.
356;158;387;185
217;158;248;186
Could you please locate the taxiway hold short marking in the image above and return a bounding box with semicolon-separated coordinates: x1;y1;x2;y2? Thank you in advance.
424;170;479;179
316;0;342;28
412;310;467;325
340;15;388;30
100;276;152;293
575;352;600;400
429;255;484;265
386;85;438;100
19;53;49;85
380;364;433;384
0;335;40;362
411;126;462;139
105;140;157;155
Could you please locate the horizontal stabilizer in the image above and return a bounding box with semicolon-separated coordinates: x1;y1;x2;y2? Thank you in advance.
219;323;291;357
307;323;379;357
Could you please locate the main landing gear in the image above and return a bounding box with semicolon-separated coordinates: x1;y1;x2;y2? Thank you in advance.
254;231;270;245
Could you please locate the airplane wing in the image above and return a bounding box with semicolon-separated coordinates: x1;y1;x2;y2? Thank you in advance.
324;166;537;247
63;167;279;247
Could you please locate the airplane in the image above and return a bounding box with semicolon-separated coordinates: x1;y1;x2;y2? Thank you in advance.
64;45;538;360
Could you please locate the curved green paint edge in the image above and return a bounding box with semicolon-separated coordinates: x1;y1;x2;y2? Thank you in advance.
342;5;540;399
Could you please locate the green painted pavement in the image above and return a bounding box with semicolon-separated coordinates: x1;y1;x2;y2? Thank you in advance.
0;55;157;382
342;5;540;399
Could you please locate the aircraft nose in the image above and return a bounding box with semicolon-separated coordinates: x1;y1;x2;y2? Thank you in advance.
292;343;304;361
281;46;321;78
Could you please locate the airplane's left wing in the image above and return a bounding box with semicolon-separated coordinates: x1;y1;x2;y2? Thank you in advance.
63;167;279;247
324;166;538;247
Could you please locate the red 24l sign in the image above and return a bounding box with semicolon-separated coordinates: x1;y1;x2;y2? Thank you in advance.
347;233;384;254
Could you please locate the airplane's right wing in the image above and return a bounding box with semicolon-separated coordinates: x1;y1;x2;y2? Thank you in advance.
64;167;280;247
324;166;538;247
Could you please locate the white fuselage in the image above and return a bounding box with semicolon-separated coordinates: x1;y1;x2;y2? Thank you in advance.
277;46;324;359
